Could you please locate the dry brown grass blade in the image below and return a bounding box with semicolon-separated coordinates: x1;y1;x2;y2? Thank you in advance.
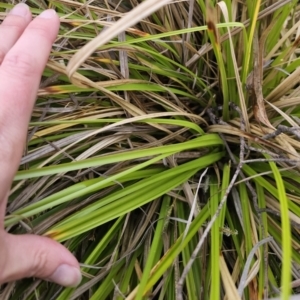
250;32;274;129
219;254;242;300
266;66;300;103
208;124;287;152
269;97;300;111
66;0;174;78
265;100;298;127
57;0;123;17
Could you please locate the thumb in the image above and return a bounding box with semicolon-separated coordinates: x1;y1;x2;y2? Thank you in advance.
0;232;82;287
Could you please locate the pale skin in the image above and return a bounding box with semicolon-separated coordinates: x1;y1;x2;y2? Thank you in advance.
0;4;81;287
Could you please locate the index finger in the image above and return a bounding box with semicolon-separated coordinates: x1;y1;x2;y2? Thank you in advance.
0;9;60;208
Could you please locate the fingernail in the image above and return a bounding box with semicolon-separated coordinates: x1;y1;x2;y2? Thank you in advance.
10;3;29;17
49;264;82;287
38;9;57;19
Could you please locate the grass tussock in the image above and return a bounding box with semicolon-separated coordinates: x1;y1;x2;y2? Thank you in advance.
1;0;300;299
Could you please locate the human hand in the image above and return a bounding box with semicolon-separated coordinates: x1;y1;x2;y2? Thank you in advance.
0;3;81;287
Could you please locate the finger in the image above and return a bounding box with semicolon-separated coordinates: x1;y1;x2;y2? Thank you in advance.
0;232;82;287
0;3;32;64
0;10;60;204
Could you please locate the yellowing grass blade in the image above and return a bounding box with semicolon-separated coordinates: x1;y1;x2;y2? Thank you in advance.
66;0;174;78
220;254;241;300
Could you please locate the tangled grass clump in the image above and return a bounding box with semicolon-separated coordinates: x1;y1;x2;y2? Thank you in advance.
2;0;300;299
